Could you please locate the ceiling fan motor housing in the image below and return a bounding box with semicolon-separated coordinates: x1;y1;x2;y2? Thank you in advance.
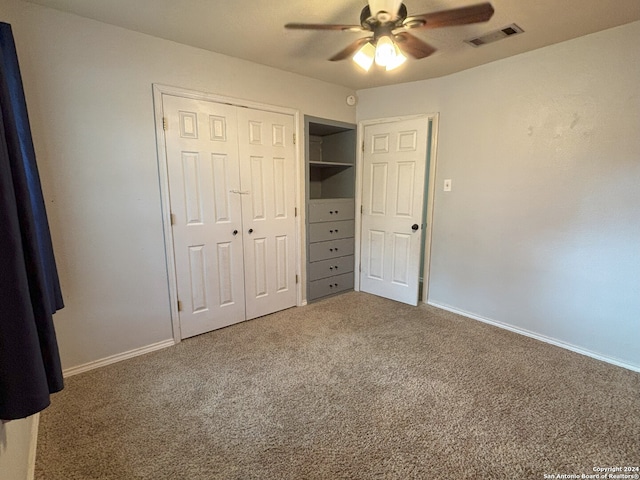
360;3;408;30
368;0;404;18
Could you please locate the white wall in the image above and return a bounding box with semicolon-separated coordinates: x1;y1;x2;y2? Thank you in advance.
358;21;640;370
0;417;37;480
1;0;356;371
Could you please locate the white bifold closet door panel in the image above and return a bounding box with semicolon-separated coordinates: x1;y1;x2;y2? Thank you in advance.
236;108;297;320
163;95;296;339
164;96;245;338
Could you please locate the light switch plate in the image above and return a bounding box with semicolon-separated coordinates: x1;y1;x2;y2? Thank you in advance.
444;179;452;191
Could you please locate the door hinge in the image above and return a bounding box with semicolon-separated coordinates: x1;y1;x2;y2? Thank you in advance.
361;205;363;214
295;274;299;284
293;133;296;145
362;141;365;152
170;213;176;226
177;300;183;312
162;117;168;131
295;207;297;217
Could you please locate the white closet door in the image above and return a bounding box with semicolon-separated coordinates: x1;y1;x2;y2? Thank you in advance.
360;117;429;306
236;108;297;320
163;95;246;338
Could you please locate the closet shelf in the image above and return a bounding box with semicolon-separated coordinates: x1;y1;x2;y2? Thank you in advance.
309;161;353;168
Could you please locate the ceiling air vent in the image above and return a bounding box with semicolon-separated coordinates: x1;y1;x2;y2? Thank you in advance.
465;24;524;47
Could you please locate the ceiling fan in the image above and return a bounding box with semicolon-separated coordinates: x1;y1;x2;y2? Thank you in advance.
285;1;495;71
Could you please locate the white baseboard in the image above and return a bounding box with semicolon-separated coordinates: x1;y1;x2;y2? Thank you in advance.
63;339;175;378
27;413;39;480
428;301;640;373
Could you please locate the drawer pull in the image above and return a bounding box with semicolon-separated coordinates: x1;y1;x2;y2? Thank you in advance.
330;230;334;233
329;266;333;270
329;210;334;214
335;210;339;214
329;248;334;252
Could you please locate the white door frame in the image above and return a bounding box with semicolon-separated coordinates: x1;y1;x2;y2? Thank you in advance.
354;113;439;304
152;84;303;343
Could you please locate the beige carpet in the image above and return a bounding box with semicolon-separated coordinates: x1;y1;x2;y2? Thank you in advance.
36;292;639;479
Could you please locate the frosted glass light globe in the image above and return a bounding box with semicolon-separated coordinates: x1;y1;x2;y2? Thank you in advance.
375;36;396;67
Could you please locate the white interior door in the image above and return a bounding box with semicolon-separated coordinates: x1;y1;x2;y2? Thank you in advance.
360;117;429;306
163;95;246;338
237;108;297;320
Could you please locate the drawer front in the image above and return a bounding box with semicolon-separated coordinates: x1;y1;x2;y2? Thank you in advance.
308;255;354;282
308;199;354;223
309;238;355;262
309;272;354;300
309;220;354;243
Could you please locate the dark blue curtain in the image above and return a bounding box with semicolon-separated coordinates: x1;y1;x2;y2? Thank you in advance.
0;22;64;420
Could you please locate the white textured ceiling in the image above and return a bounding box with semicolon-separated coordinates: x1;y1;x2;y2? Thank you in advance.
24;0;640;89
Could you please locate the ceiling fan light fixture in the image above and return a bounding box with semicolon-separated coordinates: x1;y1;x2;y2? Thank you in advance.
374;35;396;67
286;1;495;73
353;42;376;71
385;44;407;71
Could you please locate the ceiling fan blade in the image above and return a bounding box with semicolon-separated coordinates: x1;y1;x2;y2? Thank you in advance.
394;32;437;59
404;2;494;29
329;37;373;61
285;23;365;32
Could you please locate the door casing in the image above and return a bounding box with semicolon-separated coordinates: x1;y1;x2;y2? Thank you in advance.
153;84;303;343
354;114;439;304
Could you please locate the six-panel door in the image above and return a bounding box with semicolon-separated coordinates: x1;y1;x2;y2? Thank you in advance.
359;117;429;306
163;95;246;338
236;108;297;320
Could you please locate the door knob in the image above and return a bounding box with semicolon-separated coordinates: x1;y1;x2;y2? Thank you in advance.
248;228;254;234
412;224;419;231
232;229;238;236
